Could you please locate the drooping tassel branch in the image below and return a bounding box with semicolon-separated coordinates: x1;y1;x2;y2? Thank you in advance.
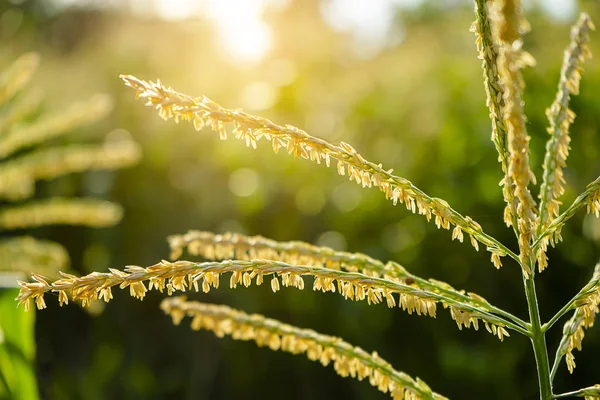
120;74;517;267
161;296;447;400
16;259;516;339
168;230;527;330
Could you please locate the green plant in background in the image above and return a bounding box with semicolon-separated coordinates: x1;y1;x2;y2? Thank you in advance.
14;1;600;399
0;52;140;399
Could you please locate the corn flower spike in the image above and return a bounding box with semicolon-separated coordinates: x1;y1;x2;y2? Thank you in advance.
0;236;69;278
551;264;600;376
0;139;141;201
0;94;113;159
537;14;594;271
488;0;537;277
0;198;123;230
472;0;518;230
0;52;39;107
17;259;515;339
120;74;516;265
161;297;447;400
169;230;526;329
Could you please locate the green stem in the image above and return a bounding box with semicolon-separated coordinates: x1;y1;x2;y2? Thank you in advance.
542;301;575;334
549;346;562;382
523;274;553;399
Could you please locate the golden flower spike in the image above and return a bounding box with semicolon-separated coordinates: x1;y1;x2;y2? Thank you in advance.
121;74;517;269
161;296;447;400
17;259;516;339
168;230;527;332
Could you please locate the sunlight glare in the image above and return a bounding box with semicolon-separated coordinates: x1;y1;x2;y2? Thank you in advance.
205;0;272;64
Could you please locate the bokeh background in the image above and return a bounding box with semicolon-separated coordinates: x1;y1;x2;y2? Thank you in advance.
1;0;600;399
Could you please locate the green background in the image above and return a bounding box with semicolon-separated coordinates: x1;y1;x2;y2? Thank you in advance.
1;1;599;399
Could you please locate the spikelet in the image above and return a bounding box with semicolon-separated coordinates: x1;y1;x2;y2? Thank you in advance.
488;0;537;277
471;0;517;230
161;296;446;400
168;230;524;332
555;264;600;374
536;14;595;273
121;75;515;264
16;259;512;340
0;94;113;159
0;198;123;230
0;139;141;201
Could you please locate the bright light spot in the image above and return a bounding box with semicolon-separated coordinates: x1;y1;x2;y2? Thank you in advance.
539;0;576;22
155;0;199;20
295;186;326;215
229;168;260;197
320;0;410;58
316;231;347;251
240;82;278;111
205;0;273;63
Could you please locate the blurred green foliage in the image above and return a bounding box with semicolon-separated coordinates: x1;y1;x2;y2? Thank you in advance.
0;289;37;400
2;0;600;399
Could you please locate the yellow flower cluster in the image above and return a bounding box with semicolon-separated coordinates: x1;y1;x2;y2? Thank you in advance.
557;265;600;373
161;296;447;400
536;14;595;272
16;258;511;339
168;230;525;332
0;198;123;230
471;0;517;230
121;75;513;268
488;0;538;277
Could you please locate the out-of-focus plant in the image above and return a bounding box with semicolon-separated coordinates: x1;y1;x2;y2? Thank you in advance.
14;1;600;399
0;52;140;399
